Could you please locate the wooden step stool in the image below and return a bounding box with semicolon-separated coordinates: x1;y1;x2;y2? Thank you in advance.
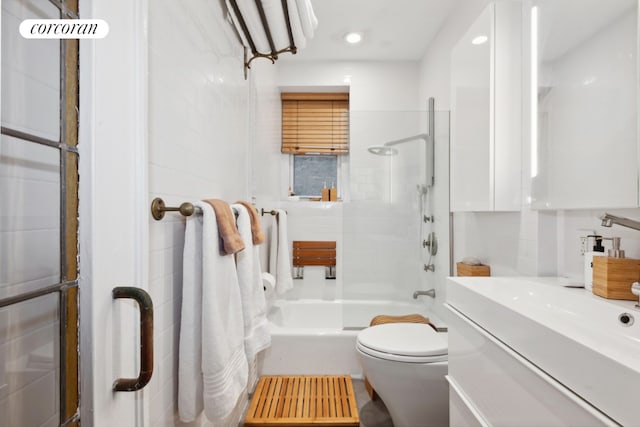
244;375;360;426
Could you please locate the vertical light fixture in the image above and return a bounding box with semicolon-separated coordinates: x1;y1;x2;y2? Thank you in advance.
530;6;538;178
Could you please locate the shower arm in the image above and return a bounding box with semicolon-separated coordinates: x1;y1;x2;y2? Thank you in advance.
368;98;436;186
381;98;435;187
384;133;429;147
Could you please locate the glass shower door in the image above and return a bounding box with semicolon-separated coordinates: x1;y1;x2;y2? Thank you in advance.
343;110;428;301
342;107;450;320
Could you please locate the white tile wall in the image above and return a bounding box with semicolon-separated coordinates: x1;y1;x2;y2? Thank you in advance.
146;0;275;424
556;208;640;283
260;201;343;300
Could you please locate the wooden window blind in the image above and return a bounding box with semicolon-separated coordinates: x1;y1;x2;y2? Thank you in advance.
281;92;349;155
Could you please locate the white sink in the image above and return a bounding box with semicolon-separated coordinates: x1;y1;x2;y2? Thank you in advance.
447;276;640;426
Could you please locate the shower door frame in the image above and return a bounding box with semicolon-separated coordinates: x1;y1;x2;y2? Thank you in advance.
78;0;150;425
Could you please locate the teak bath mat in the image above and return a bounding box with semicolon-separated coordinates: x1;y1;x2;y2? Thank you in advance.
244;375;359;426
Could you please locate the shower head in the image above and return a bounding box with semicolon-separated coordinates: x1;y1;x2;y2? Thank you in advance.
367;145;398;156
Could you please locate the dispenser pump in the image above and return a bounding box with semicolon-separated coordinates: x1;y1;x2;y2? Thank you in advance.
608;237;625;258
590;235;605;252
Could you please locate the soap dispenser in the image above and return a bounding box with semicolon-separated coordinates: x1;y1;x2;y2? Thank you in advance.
329;182;337;201
584;236;604;292
321;182;329;201
607;237;625;258
592;236;640;300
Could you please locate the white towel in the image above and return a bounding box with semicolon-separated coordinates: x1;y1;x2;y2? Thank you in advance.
295;0;317;40
269;209;293;294
232;204;271;361
178;205;205;422
286;0;306;49
178;201;248;423
225;0;314;53
226;0;270;52
262;0;291;52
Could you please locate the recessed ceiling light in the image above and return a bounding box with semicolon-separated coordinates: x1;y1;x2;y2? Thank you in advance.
344;32;363;44
472;35;488;45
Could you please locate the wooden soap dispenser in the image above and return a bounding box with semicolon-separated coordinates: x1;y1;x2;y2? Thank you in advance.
592;237;640;300
329;182;337;201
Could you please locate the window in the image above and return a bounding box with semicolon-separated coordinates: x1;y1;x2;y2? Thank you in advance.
282;92;349;198
292;155;338;197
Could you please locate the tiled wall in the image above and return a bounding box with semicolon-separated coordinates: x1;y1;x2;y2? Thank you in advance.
146;0;277;425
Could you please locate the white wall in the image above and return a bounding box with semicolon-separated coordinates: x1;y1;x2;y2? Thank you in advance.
146;0;277;425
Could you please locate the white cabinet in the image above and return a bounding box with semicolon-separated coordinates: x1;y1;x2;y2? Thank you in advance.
450;1;522;212
530;0;638;209
444;276;640;426
445;304;614;427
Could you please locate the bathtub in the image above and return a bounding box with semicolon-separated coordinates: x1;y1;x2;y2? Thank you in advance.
257;299;442;377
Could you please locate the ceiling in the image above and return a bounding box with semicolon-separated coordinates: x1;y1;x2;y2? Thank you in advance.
279;0;458;62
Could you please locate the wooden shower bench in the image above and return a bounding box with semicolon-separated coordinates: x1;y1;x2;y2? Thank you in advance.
292;241;337;279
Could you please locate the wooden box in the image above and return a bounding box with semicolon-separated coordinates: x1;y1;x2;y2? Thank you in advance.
592;256;640;300
457;262;490;277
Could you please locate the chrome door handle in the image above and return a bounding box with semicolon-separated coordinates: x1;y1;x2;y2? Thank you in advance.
112;286;154;391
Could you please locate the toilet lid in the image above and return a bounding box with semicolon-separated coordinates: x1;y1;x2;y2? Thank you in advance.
357;323;447;359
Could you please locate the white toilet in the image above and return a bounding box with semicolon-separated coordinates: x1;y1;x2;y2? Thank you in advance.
356;323;449;427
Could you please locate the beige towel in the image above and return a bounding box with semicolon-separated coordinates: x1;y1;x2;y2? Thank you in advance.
234;201;265;245
203;199;245;255
369;313;437;330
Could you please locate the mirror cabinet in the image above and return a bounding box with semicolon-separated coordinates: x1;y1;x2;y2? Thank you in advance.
530;0;638;209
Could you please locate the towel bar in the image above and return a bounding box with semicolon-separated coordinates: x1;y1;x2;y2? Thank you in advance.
150;197;239;221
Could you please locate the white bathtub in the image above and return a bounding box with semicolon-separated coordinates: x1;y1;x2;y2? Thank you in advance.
257;299;441;377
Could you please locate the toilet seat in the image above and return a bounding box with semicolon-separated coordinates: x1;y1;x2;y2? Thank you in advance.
356;323;448;363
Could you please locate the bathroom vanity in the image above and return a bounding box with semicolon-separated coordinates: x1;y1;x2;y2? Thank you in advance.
445;276;640;426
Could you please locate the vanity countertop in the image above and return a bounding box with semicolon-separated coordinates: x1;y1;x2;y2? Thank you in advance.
446;276;640;426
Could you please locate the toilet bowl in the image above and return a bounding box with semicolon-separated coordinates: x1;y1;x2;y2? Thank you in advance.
356;323;448;427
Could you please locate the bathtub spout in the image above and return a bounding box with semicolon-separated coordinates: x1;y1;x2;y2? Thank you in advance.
413;289;436;299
